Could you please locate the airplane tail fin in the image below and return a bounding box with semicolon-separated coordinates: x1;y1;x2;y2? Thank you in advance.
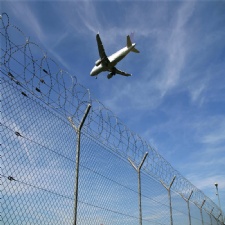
127;35;132;48
127;35;140;53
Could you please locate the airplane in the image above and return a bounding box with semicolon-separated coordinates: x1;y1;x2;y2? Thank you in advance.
90;33;140;79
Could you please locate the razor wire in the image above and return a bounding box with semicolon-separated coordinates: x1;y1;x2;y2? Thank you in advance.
0;12;223;223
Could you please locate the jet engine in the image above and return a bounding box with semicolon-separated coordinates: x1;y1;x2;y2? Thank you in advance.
107;72;114;79
95;59;102;66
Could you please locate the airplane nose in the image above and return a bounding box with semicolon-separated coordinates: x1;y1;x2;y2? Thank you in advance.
90;67;97;76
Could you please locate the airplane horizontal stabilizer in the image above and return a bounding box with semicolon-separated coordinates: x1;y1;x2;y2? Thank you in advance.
131;47;140;53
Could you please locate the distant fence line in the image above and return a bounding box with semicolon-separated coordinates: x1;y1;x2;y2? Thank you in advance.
1;12;224;225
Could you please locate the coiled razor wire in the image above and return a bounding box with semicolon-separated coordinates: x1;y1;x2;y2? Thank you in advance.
0;12;223;221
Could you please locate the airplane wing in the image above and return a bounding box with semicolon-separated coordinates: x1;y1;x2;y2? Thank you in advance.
113;67;132;77
96;34;110;65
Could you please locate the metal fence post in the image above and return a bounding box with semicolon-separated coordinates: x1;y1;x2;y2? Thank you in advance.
217;212;222;225
187;191;194;225
128;152;148;225
195;199;206;225
197;199;205;225
215;183;224;225
210;208;214;225
180;190;193;225
200;199;206;225
68;104;91;225
160;176;176;225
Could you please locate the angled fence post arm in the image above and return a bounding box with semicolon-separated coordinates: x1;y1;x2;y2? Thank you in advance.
169;176;176;189
128;158;138;171
139;152;148;170
68;104;91;225
128;152;148;225
180;193;188;202
78;104;92;131
160;180;168;189
188;190;194;201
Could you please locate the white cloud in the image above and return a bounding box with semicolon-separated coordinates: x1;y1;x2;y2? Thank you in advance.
189;82;206;104
195;116;225;145
9;2;45;42
156;1;196;96
186;174;225;191
62;1;102;35
202;131;225;145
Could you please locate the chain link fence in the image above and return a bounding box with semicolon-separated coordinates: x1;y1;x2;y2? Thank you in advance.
1;12;224;225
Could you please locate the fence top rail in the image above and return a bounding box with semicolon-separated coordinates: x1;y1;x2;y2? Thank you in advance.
0;12;222;220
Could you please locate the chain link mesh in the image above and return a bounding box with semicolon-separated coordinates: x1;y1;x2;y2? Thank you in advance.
1;12;224;225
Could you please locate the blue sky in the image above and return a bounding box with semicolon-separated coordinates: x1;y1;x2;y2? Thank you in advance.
1;0;225;214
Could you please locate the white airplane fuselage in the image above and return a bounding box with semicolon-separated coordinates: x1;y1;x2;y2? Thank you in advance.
90;43;136;76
